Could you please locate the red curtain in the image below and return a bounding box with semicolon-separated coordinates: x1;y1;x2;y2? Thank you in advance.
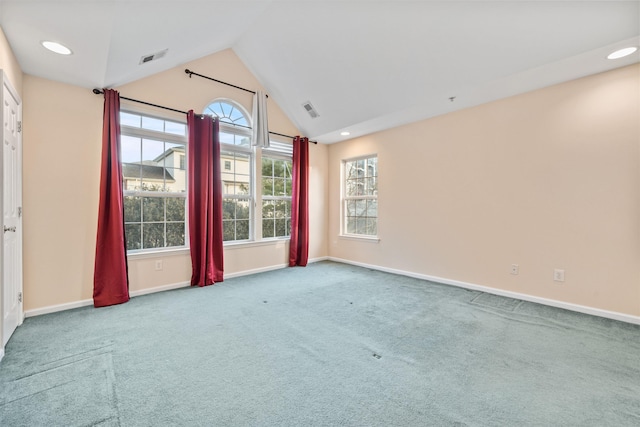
289;136;309;267
93;89;130;307
188;111;224;286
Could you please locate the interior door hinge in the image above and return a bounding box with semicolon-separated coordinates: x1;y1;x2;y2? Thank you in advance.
18;207;22;217
18;292;22;303
17;121;22;133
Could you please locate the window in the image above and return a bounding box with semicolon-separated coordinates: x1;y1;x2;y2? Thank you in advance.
205;100;253;242
120;111;188;252
343;155;377;236
204;99;294;243
261;141;293;238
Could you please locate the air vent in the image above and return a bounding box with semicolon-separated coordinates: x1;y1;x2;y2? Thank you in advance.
139;49;168;65
302;101;320;119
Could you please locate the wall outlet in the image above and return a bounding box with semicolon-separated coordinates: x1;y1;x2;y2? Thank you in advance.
510;264;519;275
554;269;565;282
155;260;163;271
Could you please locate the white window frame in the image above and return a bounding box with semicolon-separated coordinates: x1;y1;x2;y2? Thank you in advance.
205;99;295;246
260;140;293;240
120;110;189;254
207;99;254;243
341;154;378;239
219;125;254;243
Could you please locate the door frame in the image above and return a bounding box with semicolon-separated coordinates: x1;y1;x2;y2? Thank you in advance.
0;69;24;359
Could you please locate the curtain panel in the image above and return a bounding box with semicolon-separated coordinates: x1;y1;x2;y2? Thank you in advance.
251;90;270;148
93;89;130;307
289;136;309;266
188;111;224;286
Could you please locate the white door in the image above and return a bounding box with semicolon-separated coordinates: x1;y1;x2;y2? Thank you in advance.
2;77;23;347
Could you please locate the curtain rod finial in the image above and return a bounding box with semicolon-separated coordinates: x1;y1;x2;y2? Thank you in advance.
185;69;192;77
92;88;103;95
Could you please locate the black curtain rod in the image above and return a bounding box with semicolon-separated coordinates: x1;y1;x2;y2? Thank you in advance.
92;88;188;115
184;69;265;96
183;70;317;143
92;88;316;144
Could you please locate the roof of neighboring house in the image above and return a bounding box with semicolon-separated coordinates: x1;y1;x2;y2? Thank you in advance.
153;147;185;163
122;163;175;182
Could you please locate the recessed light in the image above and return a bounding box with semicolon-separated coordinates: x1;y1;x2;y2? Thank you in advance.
340;131;350;136
41;41;72;55
607;47;637;60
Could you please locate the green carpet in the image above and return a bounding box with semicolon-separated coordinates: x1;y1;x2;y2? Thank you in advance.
1;261;639;426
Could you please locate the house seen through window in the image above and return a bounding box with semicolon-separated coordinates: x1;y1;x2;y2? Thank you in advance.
119;100;294;253
262;141;293;239
343;155;378;237
203;99;293;242
120;111;188;251
206;100;253;242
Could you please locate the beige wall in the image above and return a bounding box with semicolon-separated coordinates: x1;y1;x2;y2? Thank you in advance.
23;76;103;309
0;25;23;97
22;49;329;311
19;44;637;318
328;64;640;317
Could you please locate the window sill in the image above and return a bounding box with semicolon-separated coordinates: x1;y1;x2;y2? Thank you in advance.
126;238;291;258
127;247;190;260
339;234;380;243
224;238;290;250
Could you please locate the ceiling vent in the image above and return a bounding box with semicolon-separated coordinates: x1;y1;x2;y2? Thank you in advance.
139;49;168;65
302;101;320;119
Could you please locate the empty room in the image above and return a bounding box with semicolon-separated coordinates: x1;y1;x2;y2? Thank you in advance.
0;1;639;425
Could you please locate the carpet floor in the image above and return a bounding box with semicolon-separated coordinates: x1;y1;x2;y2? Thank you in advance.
1;261;639;426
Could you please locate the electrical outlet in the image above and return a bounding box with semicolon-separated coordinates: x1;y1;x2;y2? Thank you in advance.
554;269;565;282
155;260;163;271
510;264;519;275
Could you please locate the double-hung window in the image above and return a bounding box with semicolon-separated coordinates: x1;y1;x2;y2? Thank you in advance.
120;112;188;252
261;141;293;238
343;155;378;237
205;100;253;242
204;99;294;243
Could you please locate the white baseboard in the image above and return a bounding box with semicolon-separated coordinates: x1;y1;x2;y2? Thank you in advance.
328;257;640;325
24;281;191;318
0;346;4;363
224;256;329;279
23;258;331;318
225;263;288;279
129;281;190;297
25;298;94;318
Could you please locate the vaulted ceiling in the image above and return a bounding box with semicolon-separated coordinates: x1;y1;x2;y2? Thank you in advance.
1;1;638;143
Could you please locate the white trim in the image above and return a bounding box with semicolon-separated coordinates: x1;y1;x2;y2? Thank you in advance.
24;281;191;318
339;234;380;243
129;281;190;297
328;257;640;326
25;298;93;318
224;238;289;250
23;258;330;318
0;346;4;363
128;248;190;260
225;256;329;279
225;263;288;279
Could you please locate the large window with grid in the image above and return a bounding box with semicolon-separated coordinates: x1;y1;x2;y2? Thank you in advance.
205;99;253;242
261;141;293;238
120;111;188;251
342;155;378;237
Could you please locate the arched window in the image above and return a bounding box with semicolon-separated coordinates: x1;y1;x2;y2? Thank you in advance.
203;98;293;243
205;99;253;241
204;99;250;127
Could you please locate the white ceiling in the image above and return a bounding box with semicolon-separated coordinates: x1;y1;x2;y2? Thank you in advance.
1;0;638;143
